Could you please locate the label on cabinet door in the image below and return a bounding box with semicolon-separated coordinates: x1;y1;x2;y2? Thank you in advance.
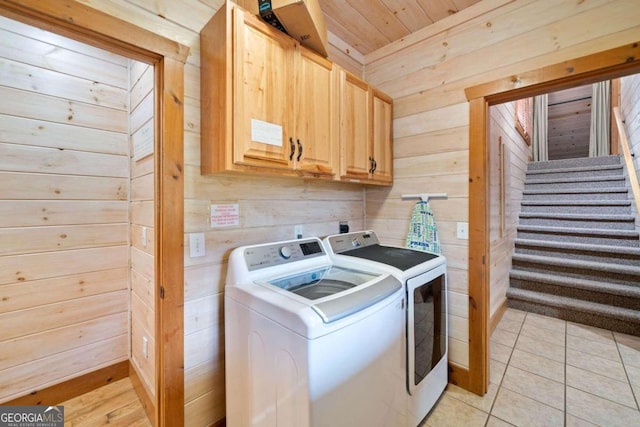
251;119;283;146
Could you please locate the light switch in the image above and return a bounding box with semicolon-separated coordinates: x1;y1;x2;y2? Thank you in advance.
189;233;206;257
456;222;469;240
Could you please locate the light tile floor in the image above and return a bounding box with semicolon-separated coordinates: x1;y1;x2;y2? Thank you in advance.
422;308;640;427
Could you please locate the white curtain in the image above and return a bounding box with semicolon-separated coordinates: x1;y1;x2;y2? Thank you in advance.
589;80;611;157
532;94;548;161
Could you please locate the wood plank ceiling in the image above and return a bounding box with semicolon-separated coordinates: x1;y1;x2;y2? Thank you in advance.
318;0;482;55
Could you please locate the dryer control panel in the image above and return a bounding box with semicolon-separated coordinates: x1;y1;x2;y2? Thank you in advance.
244;238;324;271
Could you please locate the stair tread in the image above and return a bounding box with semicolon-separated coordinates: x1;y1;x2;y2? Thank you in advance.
510;269;640;297
511;253;640;275
523;187;628;195
526;155;622;170
527;164;623;175
519;212;635;220
526;175;625;184
521;200;631;206
517;224;640;237
507;288;640;322
514;238;640;255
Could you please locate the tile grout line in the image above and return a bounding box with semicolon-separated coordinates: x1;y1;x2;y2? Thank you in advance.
612;332;640;412
484;311;528;427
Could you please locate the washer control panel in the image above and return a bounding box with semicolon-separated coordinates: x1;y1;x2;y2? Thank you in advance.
326;231;379;254
244;238;324;271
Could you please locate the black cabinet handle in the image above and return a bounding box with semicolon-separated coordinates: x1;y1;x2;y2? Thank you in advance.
289;137;295;161
368;156;374;174
297;139;303;162
372;159;377;174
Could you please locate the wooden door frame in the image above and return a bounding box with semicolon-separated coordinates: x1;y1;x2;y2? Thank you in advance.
463;42;640;395
0;1;188;425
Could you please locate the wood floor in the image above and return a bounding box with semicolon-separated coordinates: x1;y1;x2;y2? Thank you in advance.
60;377;151;427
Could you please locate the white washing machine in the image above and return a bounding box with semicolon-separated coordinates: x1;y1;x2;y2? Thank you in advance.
225;237;408;427
323;230;448;427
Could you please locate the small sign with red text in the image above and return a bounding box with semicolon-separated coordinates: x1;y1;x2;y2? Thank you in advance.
210;204;239;228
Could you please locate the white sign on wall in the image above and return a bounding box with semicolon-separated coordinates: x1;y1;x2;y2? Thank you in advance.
210;204;240;228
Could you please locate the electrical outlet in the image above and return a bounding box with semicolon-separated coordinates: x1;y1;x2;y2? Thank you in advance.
294;225;303;239
456;222;469;240
189;233;206;257
142;336;148;359
141;226;147;248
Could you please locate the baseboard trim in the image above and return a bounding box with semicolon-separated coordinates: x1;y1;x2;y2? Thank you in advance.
2;360;129;406
129;361;156;426
490;298;509;335
448;362;471;391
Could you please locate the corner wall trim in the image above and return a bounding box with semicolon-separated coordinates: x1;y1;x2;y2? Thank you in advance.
1;361;129;406
448;362;470;390
130;361;156;425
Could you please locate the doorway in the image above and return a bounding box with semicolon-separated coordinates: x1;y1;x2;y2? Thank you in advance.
0;2;187;426
465;42;640;395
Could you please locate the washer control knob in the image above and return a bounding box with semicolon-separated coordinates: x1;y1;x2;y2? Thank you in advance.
351;238;360;247
279;246;292;259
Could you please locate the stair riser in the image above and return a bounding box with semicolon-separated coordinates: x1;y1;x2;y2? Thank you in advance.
511;260;640;287
520;205;631;215
514;245;640;266
509;278;640;311
527;168;623;180
506;299;640;336
525;179;626;190
519;217;636;230
523;192;629;201
516;230;640;247
527;155;622;170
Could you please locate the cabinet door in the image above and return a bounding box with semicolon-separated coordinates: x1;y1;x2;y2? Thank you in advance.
371;90;393;184
294;48;335;176
340;72;371;180
233;9;295;170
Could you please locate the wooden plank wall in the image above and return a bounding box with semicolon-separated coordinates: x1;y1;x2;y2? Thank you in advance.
50;1;365;425
363;0;640;370
488;102;529;317
547;85;592;160
0;16;130;402
620;73;640;233
129;59;156;401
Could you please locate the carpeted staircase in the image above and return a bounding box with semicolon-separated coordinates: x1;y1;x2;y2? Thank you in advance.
506;155;640;336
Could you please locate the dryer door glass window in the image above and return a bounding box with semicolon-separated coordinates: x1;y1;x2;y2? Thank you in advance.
412;274;446;387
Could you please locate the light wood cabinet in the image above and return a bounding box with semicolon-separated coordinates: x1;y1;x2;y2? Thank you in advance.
201;2;337;178
201;2;391;185
340;71;393;185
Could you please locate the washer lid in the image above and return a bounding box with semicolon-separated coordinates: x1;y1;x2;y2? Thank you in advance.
341;244;439;271
266;265;379;300
264;265;401;324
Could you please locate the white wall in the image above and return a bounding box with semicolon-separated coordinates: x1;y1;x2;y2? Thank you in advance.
620;73;640;231
488;102;530;317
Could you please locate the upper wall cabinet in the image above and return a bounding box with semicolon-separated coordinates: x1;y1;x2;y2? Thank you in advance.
201;3;338;178
340;71;393;185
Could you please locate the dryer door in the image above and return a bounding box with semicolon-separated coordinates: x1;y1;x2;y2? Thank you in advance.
406;265;447;394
